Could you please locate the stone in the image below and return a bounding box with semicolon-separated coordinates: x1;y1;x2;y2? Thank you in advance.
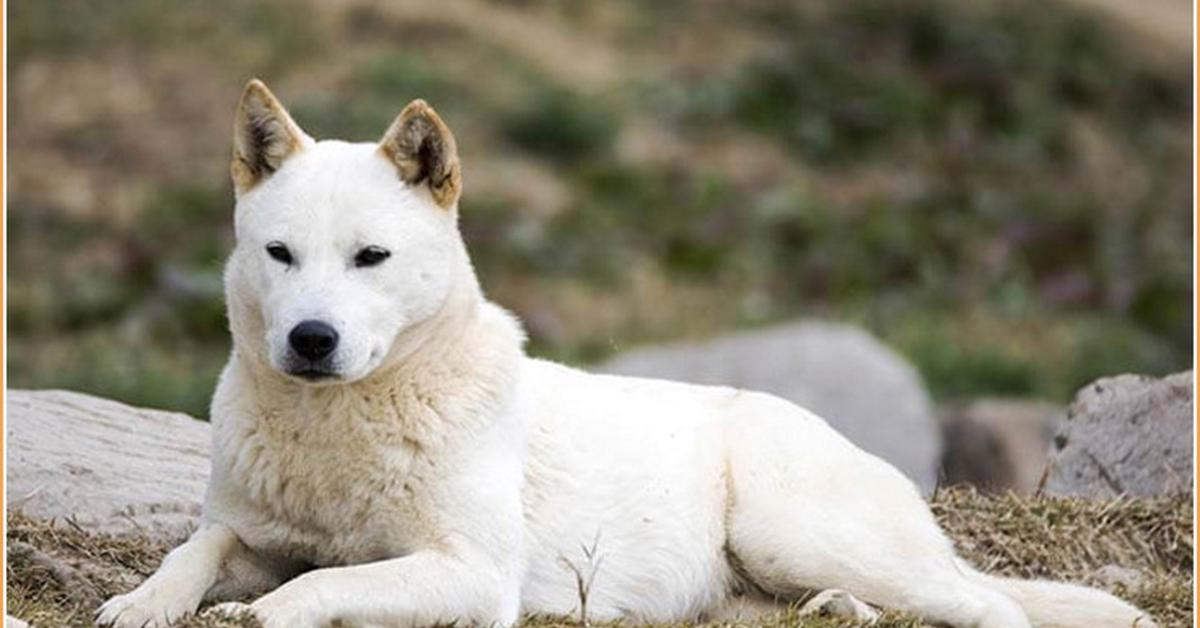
599;321;941;492
6;389;209;542
940;399;1062;493
1044;371;1193;499
1091;564;1147;595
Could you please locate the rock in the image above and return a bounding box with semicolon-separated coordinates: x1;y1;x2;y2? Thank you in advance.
7;539;109;612
6;389;209;541
5;616;31;628
940;399;1062;493
1044;371;1193;499
599;321;941;492
1091;564;1147;594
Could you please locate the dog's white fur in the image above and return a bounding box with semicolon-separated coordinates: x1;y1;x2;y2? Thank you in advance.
98;81;1154;628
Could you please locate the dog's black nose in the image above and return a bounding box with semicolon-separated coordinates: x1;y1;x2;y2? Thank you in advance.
288;320;339;361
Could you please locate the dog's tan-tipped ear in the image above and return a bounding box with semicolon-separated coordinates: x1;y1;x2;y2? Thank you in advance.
378;100;462;209
231;79;310;196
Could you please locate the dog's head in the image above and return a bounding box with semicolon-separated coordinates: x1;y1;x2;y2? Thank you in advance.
225;79;470;384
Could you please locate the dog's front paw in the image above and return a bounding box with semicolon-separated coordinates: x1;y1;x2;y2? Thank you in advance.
206;594;321;628
202;601;260;625
247;591;326;628
96;585;200;628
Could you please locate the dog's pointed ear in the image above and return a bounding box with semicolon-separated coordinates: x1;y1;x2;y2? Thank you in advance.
231;79;311;196
378;100;462;209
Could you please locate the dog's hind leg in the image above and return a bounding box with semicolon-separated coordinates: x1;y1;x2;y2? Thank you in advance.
726;496;1030;628
721;396;1031;628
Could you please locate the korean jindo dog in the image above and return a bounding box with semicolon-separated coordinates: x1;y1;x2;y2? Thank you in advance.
98;80;1153;628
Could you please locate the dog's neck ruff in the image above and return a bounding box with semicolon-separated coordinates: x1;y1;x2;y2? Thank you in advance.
238;290;525;441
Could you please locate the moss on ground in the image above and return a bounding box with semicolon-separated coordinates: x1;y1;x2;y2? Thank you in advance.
7;488;1192;627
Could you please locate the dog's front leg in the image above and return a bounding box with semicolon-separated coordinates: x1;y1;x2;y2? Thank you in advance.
242;549;520;628
230;417;527;628
97;524;243;628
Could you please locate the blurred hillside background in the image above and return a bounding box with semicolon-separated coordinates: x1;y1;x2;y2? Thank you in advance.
7;0;1194;420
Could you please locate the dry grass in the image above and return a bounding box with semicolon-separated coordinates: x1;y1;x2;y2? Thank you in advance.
931;487;1194;627
7;488;1192;627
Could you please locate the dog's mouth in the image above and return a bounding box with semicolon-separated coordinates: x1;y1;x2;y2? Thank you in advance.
289;368;339;381
282;359;341;382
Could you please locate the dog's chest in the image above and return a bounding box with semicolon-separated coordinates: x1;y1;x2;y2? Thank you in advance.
225;412;440;566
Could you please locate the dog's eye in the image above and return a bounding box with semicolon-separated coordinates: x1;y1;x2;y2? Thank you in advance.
266;242;293;265
354;246;391;268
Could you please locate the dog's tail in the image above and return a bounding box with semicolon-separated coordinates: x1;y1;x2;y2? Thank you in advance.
963;564;1157;628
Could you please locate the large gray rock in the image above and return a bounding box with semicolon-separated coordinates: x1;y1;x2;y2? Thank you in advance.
6;389;209;541
1044;371;1193;499
599;321;941;492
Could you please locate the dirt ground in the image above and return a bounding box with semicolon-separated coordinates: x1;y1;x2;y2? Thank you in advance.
7;487;1192;627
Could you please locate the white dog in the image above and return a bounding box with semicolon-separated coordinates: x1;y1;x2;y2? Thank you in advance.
97;80;1153;628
